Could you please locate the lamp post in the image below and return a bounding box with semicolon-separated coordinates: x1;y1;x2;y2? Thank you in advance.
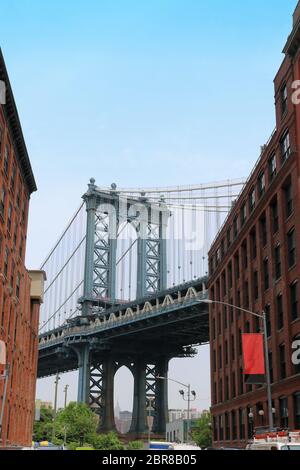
64;384;69;409
52;372;60;442
248;410;254;439
157;376;196;443
196;298;274;431
147;397;154;445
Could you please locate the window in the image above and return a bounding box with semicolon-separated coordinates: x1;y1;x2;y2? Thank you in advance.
232;372;236;399
260;215;267;246
16;273;20;299
240;203;247;227
225;341;228;365
10;260;15;289
242;241;248;269
225;412;230;440
250;228;257;259
234;253;240;279
294;393;300;429
280;131;291;163
279;396;289;428
4;145;9;175
239;329;242;356
4;247;9;278
227;227;231;249
231;335;235;360
277;294;284;330
7;203;12;233
219;415;224;441
274;244;281;280
243;281;249;308
0;186;5;219
253;271;259;300
10;165;16;192
265;305;271;338
279;344;286;380
287;229;296;268
281;84;288;115
269;352;274;383
263;258;269;290
228;262;232;289
268;153;277;182
213;349;216;372
258;171;265;198
231;410;237;440
239;409;245;440
230;300;234;323
219;345;222;369
290;282;298;321
221;270;226;295
249;188;255;213
271;199;279;234
233;216;238;238
239;368;244;394
284;180;293;218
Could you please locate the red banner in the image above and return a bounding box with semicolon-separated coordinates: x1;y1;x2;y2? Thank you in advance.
242;334;265;384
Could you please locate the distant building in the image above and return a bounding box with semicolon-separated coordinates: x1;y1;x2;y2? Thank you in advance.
40;401;53;410
208;2;300;449
0;50;45;447
168;408;202;423
166;418;199;443
115;409;132;434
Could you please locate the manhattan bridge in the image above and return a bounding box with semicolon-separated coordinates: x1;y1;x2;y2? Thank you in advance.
37;177;245;436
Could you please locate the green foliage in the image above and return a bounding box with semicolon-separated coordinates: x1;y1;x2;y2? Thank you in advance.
55;402;98;444
127;440;144;450
90;432;124;450
33;407;53;442
191;411;212;449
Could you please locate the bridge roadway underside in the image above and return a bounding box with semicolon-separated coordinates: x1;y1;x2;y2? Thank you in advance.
38;287;209;437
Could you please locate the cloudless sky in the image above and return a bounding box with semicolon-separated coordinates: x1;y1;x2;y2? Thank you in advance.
0;0;297;411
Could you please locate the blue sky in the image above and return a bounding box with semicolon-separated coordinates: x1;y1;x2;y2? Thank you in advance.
1;0;297;410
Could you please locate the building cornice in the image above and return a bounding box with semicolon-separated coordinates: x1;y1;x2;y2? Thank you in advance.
0;48;37;194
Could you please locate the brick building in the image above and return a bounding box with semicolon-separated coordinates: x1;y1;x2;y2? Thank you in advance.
208;4;300;448
0;50;45;447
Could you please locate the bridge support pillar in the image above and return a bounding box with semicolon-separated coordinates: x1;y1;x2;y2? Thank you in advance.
129;356;169;437
155;357;169;434
130;359;147;434
98;358;116;432
76;343;91;404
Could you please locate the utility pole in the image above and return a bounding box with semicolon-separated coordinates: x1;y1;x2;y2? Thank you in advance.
64;384;69;409
52;372;60;442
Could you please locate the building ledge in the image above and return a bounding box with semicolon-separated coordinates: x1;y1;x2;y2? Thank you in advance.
29;270;46;303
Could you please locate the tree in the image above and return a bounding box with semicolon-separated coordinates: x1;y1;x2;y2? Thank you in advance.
191;411;212;449
55;402;98;444
127;440;144;450
90;432;124;450
33;406;54;442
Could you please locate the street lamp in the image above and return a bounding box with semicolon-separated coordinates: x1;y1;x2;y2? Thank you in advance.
64;384;69;409
196;298;274;431
147;397;155;445
52;372;60;442
157;376;196;443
